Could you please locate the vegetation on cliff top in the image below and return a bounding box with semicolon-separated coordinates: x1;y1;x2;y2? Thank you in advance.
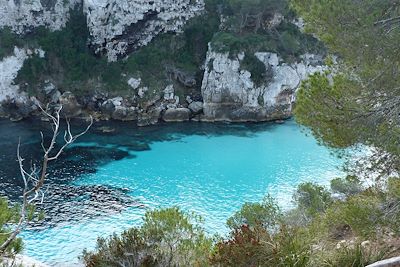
1;0;323;97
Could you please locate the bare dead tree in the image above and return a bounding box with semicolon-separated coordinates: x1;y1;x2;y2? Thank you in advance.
0;105;92;253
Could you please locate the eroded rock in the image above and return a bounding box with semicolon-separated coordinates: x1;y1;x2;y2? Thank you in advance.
59;91;82;117
162;108;191;122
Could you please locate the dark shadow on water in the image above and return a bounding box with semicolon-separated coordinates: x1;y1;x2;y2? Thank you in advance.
0;118;284;227
28;184;144;229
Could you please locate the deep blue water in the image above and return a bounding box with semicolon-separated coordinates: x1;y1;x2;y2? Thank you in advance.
0;119;344;266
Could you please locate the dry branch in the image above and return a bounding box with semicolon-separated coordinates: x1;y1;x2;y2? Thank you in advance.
0;105;92;253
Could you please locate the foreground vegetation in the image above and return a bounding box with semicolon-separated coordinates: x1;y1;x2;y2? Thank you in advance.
82;0;400;266
82;177;400;267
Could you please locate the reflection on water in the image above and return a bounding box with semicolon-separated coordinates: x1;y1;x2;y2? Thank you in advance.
0;119;344;265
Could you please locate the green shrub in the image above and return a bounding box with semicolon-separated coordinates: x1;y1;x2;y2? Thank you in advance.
321;244;389;267
0;198;23;256
240;53;270;86
325;195;382;238
211;32;278;57
330;176;363;197
293;182;333;218
382;177;400;234
0;27;24;59
227;195;281;230
82;207;212;267
387;177;400;199
211;224;311;267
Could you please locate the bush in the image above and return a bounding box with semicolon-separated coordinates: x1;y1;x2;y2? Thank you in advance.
0;27;24;59
0;198;23;257
330;175;363;197
82;207;212;267
382;177;400;234
321;244;389;267
83;176;400;267
387;177;400;199
211;224;311;267
293;182;333;218
240;53;270;86
325;195;382;238
227;195;281;230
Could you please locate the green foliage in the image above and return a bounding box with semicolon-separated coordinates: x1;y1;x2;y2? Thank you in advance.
293;182;332;217
14;4;220;97
383;177;400;234
227;195;281;229
292;0;400;174
82;207;212;267
211;22;324;61
210;0;325;62
240;54;269;86
387;177;400;199
84;177;400;267
330;176;363;197
0;27;24;59
295;72;362;148
322;244;389;267
211;224;311;267
0;198;23;256
325;195;382;238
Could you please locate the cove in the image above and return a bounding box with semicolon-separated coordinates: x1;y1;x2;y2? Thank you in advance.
0;119;344;266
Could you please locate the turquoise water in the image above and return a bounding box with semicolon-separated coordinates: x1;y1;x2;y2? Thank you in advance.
18;121;344;265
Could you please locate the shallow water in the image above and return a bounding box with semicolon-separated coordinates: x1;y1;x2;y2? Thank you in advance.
0;119;344;266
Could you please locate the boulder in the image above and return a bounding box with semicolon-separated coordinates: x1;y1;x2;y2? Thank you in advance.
100;100;115;115
137;107;163;126
138;87;148;98
112;106;138;121
162;108;191;122
163;85;175;100
127;78;141;89
188;101;203;114
59;91;82;117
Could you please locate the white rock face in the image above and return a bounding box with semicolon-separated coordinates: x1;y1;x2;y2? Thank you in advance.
83;0;205;61
201;47;326;122
0;0;80;33
163;84;174;100
0;47;28;103
128;77;141;89
0;0;204;62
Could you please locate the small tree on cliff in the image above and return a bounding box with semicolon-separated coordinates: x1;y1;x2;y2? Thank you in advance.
0;105;92;257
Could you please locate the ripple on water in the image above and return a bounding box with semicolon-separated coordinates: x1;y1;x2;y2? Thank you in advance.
0;120;345;265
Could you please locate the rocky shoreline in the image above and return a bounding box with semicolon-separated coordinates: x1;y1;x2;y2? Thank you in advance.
0;50;325;126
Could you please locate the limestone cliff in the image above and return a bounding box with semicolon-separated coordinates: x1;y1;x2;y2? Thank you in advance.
201;48;326;122
0;0;204;61
84;0;204;61
0;0;80;33
0;0;325;125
